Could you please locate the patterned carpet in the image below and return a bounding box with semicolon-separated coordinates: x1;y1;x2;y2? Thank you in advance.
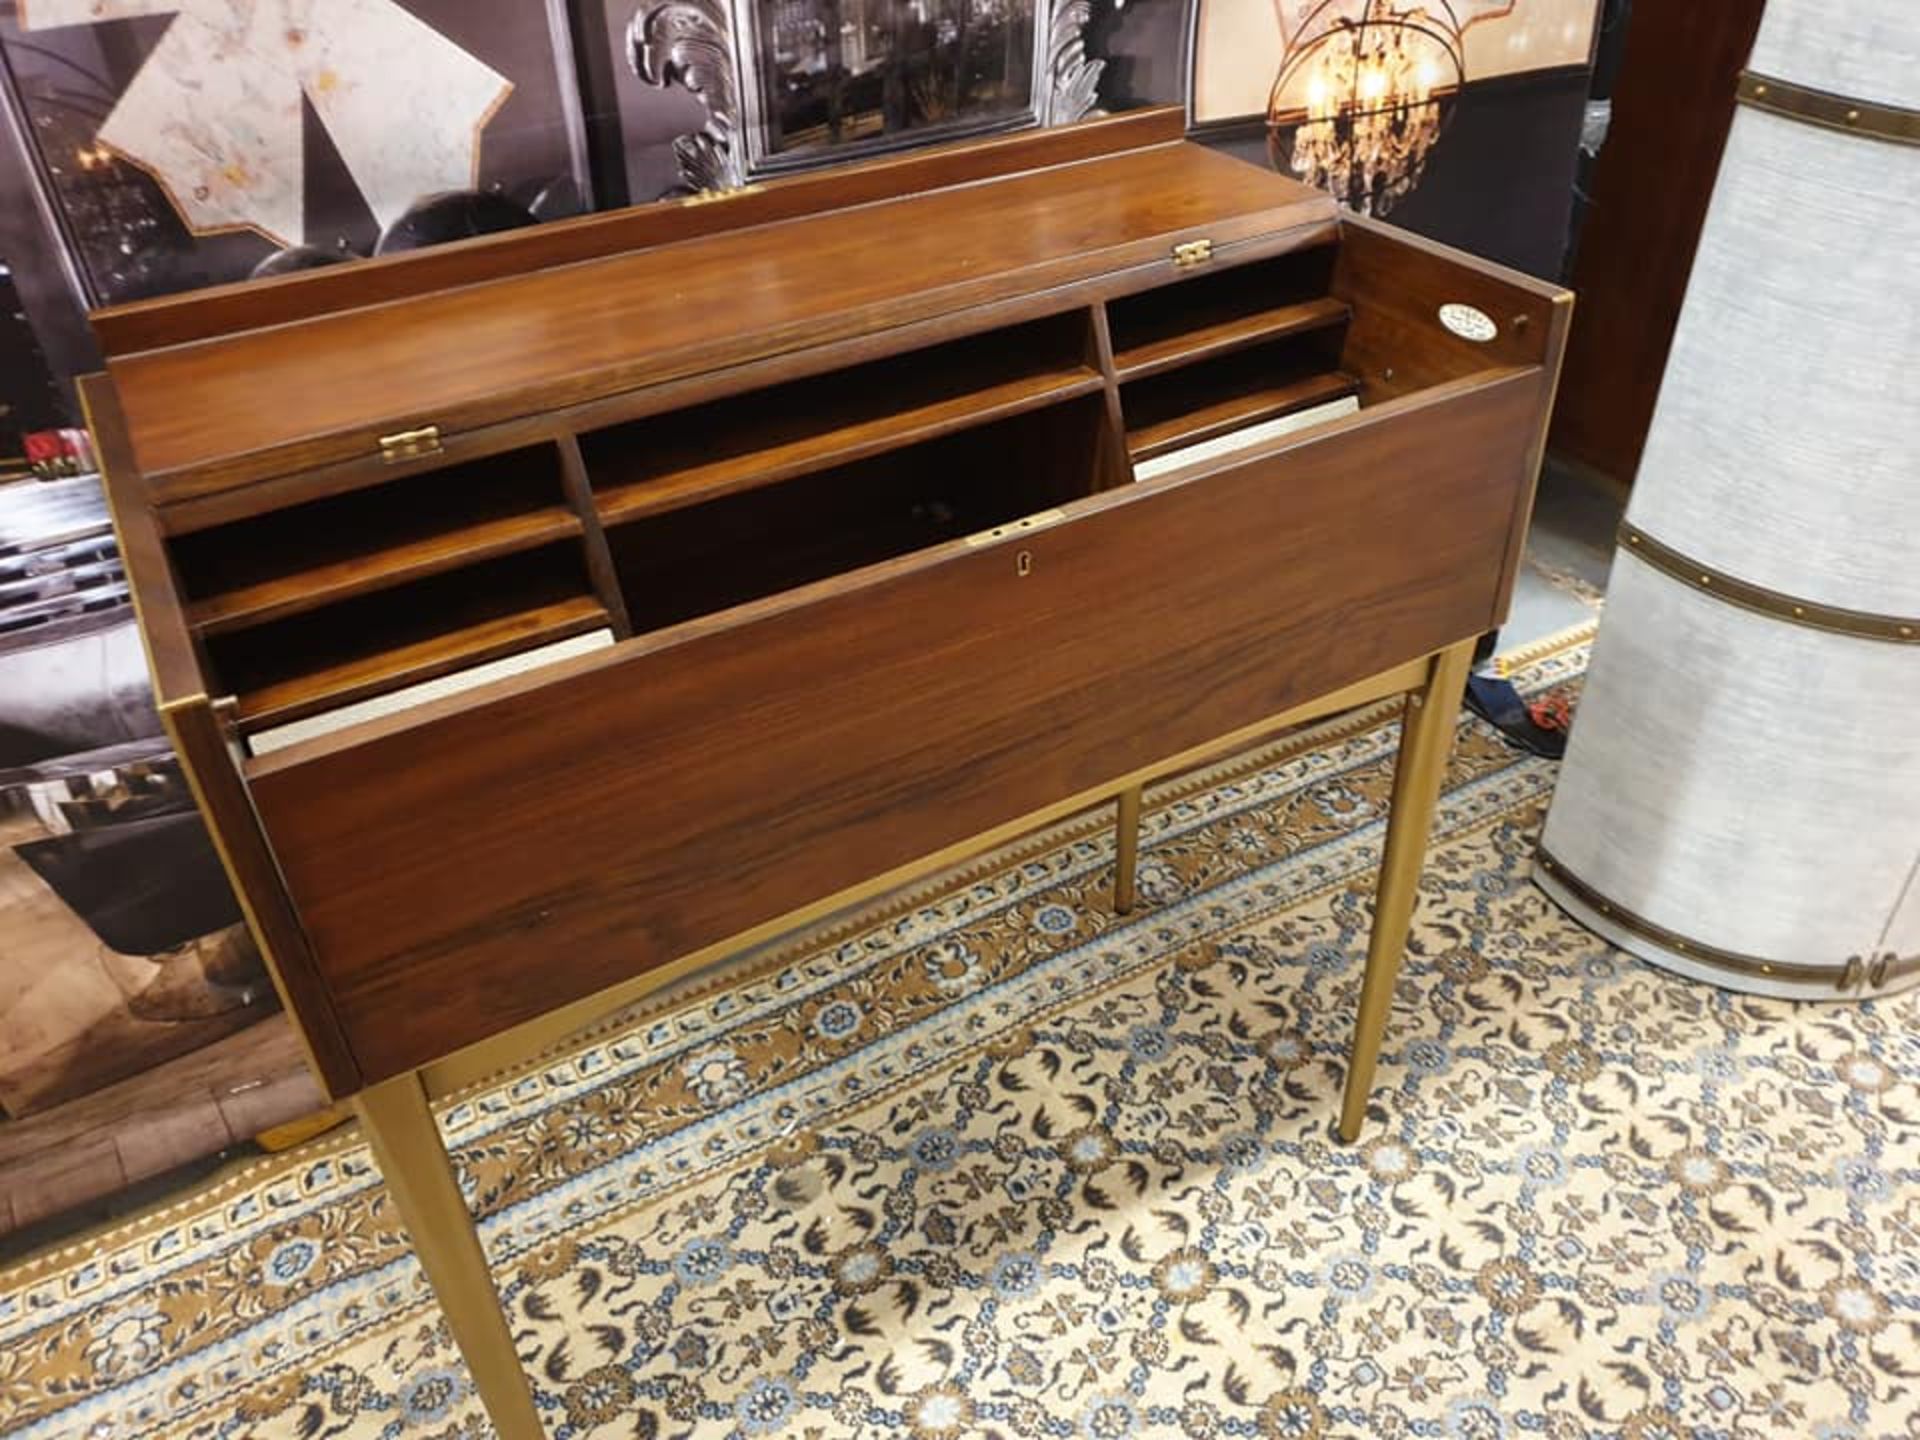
5;626;1919;1440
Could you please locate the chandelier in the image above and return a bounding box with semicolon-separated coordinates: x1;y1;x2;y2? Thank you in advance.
1267;0;1466;217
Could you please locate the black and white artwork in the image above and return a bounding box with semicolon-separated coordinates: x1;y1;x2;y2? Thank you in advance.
0;0;592;305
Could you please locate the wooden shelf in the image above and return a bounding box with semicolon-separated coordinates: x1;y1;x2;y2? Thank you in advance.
230;595;607;730
597;367;1103;525
203;543;605;731
1125;368;1361;462
1112;296;1351;382
587;312;1101;526
188;508;582;634
171;442;576;637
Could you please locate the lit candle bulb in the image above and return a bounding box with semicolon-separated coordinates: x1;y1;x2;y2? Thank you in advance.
1306;69;1329;119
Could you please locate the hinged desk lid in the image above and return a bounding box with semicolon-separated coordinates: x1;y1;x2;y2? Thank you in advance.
95;113;1333;503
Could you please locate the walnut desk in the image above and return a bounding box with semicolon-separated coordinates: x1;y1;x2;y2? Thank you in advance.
87;110;1569;1436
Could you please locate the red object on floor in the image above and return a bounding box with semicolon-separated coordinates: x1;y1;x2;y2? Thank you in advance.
1527;692;1573;734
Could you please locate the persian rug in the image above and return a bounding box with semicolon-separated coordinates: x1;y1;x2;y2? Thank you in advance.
5;625;1918;1440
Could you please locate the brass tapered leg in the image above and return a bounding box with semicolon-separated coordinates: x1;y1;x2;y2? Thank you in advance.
356;1072;546;1440
1338;640;1475;1143
1113;784;1144;913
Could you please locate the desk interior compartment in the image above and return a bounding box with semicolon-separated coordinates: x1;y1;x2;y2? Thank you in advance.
1119;330;1358;463
170;442;580;635
1105;245;1345;383
607;395;1107;636
583;310;1102;526
204;541;604;731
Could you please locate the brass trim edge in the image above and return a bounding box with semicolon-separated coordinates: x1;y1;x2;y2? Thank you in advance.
1619;521;1920;643
1536;846;1846;988
1871;951;1920;989
80;380;183;709
1737;71;1920;147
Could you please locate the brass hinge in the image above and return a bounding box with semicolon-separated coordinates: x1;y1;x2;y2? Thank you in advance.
1171;238;1214;269
379;424;442;464
964;508;1066;547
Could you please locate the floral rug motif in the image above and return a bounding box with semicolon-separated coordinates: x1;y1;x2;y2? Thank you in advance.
5;627;1919;1440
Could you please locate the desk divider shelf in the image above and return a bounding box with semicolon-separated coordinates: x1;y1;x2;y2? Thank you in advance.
1122;352;1361;462
207;544;605;730
1104;245;1362;467
583;311;1101;526
173;443;581;635
1110;296;1351;383
1105;247;1342;368
185;507;584;635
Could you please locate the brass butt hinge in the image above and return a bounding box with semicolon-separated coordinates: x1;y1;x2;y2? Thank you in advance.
379;424;442;464
964;508;1067;547
1171;238;1214;269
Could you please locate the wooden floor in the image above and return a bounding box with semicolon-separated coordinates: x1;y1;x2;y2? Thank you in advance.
0;1012;320;1241
0;804;325;1243
0;808;271;1113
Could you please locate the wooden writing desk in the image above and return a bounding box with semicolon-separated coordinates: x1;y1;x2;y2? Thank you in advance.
89;110;1569;1435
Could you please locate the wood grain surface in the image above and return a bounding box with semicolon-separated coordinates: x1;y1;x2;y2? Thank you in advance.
82;378;202;709
0;1017;316;1242
163;697;361;1095
90;108;1193;358
91;129;1573;1106
110;144;1333;495
249;367;1544;1084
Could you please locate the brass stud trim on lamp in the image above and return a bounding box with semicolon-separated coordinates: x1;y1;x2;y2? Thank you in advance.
1618;522;1920;643
1535;848;1851;989
1737;71;1920;147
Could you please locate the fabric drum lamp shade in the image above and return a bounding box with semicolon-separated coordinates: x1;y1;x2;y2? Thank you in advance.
1536;0;1920;1000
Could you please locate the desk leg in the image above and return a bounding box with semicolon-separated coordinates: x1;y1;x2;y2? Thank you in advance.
1113;784;1143;914
1338;640;1474;1143
356;1072;547;1440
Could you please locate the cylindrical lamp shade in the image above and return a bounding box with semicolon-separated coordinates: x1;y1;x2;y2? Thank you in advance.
1536;0;1920;1000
